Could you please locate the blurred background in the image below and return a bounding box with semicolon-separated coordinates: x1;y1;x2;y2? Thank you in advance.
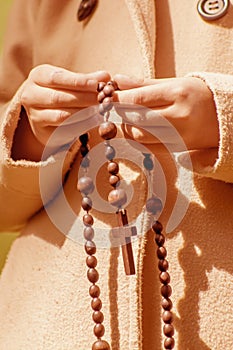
0;0;18;274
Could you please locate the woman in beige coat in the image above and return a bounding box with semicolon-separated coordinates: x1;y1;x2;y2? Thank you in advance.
1;0;233;349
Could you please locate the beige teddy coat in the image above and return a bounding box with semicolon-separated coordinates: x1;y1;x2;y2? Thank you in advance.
1;0;233;349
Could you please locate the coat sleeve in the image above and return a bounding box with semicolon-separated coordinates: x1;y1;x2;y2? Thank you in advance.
178;72;233;184
0;0;79;232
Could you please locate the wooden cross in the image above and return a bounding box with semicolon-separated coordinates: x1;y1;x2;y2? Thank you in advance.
110;209;137;275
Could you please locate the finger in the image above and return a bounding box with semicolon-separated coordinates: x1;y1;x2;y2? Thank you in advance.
29;64;111;91
113;74;172;90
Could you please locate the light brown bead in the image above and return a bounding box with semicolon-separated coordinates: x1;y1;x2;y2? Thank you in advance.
103;84;115;97
81;196;92;211
97;90;106;103
92;311;104;323
97;82;106;92
107;80;118;90
158;259;169;272
94;323;105;338
85;240;96;255
157;246;167;259
86;255;97;268
89;285;100;298
160;272;170;285
77;176;94;195
161;285;172;298
83;213;94;226
83;226;95;240
98;121;117;140
161;298;173;311
164;337;175;349
146;196;163;215
109;175;120;187
108;188;127;208
163;324;174;337
87;268;99;283
92;340;110;350
107;161;119;175
162;311;173;324
91;298;102;311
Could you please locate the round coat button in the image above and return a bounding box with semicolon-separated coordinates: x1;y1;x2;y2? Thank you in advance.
197;0;230;21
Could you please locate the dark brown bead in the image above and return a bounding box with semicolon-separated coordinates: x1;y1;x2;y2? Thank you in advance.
85;240;96;255
143;155;154;171
163;324;174;337
94;323;105;338
164;337;175;349
97;91;106;103
86;255;97;268
92;339;110;350
107;80;118;90
81;196;92;211
160;272;170;285
158;259;169;272
83;213;94;226
108;188;127;208
103;84;115;97
152;220;163;233
89;285;100;298
146;196;163;215
161;285;172;298
77;176;94;195
97;82;106;92
92;310;104;323
107;161;119;175
91;297;102;311
109;175;120;187
79;133;89;145
162;311;173;324
157;246;167;259
161;298;173;311
83;226;94;240
105;145;116;160
80;145;89;157
98;122;117;140
155;233;165;247
87;268;99;283
77;0;98;21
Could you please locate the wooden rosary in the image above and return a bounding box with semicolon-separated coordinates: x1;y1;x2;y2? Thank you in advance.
77;80;175;349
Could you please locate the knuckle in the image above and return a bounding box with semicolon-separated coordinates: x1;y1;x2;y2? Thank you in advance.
54;110;70;123
50;90;60;105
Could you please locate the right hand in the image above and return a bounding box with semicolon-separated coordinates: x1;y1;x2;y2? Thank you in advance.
20;64;111;147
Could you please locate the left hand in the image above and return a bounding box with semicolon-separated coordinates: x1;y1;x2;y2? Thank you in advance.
113;75;219;151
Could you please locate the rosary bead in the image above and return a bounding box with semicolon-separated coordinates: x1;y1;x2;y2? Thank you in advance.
107;80;118;90
158;259;169;272
160;272;170;285
94;323;105;338
103;84;115;97
81;196;93;212
152;220;163;233
92;310;104;323
85;240;96;255
98;121;117;140
108;188;127;208
89;285;100;298
155;233;165;247
109;175;120;187
81;156;90;168
98;90;106;103
164;337;175;349
157;246;167;259
83;213;94;226
161;298;173;311
91;297;102;311
77;0;97;21
146;196;163;215
87;268;99;283
92;340;110;350
143;155;154;171
161;285;172;298
97;82;106;92
80;145;89;157
79;133;89;145
107;161;119;175
163;324;174;337
78;176;94;195
162;311;173;324
86;255;97;268
105;145;116;160
84;226;95;240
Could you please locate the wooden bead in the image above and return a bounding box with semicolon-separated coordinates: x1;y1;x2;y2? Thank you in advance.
83;226;94;240
86;255;97;268
105;145;116;160
83;213;94;226
92;311;104;323
158;259;169;272
89;285;100;298
92;340;110;350
161;285;172;298
109;175;120;187
107;161;119;175
108;188;127;208
87;268;99;283
143;155;154;171
161;298;173;311
77;176;94;195
152;220;163;233
94;323;105;338
163;324;174;337
162;311;173;324
85;240;96;255
107;80;118;90
98;90;106;103
97;82;106;92
146;196;163;215
160;272;170;285
77;0;97;21
103;84;115;96
91;298;102;311
155;233;165;247
157;246;167;259
98;122;117;140
81;196;92;211
164;337;175;349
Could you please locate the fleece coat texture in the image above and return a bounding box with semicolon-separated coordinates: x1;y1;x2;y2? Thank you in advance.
1;0;233;349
